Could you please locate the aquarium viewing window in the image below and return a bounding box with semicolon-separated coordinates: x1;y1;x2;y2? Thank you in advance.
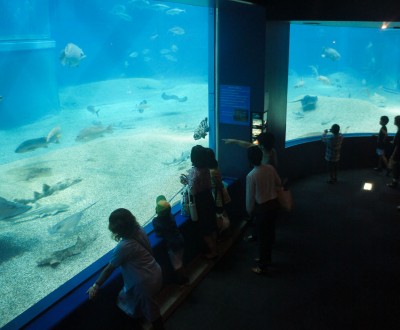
0;0;212;327
286;22;400;147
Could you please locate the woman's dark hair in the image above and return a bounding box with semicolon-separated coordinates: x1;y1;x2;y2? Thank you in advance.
247;145;263;166
205;148;218;169
257;132;275;151
191;145;207;168
108;208;140;241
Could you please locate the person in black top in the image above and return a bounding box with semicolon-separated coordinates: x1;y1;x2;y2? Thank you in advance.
374;115;390;172
152;195;188;285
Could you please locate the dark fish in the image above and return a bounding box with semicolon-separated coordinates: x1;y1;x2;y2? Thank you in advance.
15;137;49;153
290;95;318;111
87;105;100;117
193;117;209;140
0;197;32;220
161;92;188;102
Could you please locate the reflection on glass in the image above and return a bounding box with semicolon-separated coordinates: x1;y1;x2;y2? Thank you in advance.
0;0;210;327
286;23;400;145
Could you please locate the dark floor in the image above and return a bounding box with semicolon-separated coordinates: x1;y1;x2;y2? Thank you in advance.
164;168;400;330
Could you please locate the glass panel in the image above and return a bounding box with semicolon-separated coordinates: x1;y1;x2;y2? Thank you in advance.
0;0;211;327
0;0;50;40
286;23;400;146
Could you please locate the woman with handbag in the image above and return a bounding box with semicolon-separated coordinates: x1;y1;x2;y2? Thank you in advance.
205;148;231;234
181;145;218;259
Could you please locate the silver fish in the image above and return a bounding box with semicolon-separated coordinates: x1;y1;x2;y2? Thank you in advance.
60;43;86;67
48;201;97;235
0;197;31;220
76;125;113;142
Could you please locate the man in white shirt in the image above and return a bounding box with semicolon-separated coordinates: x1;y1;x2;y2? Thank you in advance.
246;146;281;274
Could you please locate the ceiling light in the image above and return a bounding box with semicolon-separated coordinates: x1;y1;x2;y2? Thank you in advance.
363;182;373;191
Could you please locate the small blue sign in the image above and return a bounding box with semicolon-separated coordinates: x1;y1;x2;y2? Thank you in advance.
219;85;250;126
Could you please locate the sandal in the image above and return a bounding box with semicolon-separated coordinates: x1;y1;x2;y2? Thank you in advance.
251;266;267;275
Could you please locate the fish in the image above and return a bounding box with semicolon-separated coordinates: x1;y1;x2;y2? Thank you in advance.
136;100;149;113
75;125;113;142
0;197;32;220
15;137;49;153
150;33;159;41
129;51;139;58
193;117;209;140
0;95;3;102
169;26;185;36
162;150;190;165
309;65;319;77
48;201;97;235
14;178;82;205
294;78;305;88
87;105;100;117
317;75;331;85
171;44;178;52
161;92;187;102
37;236;94;267
46;126;61;143
15;127;61;153
151;3;169;11
60;43;86;67
163;54;178;62
290;95;318;111
321;47;341;61
14;203;69;220
166;8;186;15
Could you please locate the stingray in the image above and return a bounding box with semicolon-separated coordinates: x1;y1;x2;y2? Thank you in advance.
0;197;32;220
290;95;318;111
48;201;97;235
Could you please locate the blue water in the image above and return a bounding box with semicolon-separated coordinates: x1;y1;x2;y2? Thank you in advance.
50;0;209;86
287;24;400;143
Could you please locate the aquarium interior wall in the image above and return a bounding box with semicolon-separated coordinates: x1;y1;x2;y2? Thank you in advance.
217;1;267;182
1;0;213;328
0;0;59;128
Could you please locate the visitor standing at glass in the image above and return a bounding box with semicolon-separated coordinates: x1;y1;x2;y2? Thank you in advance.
322;124;344;184
387;116;400;188
181;145;218;259
87;208;164;330
374;115;390;173
246;146;281;274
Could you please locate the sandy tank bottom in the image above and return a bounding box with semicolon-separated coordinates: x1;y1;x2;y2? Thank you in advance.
0;78;209;327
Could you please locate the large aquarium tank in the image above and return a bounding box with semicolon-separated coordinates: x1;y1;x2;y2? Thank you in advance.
286;22;400;146
0;0;211;327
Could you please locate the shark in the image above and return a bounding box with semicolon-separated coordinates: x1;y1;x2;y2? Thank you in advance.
14;178;82;205
48;201;98;235
37;236;95;267
14;203;69;220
